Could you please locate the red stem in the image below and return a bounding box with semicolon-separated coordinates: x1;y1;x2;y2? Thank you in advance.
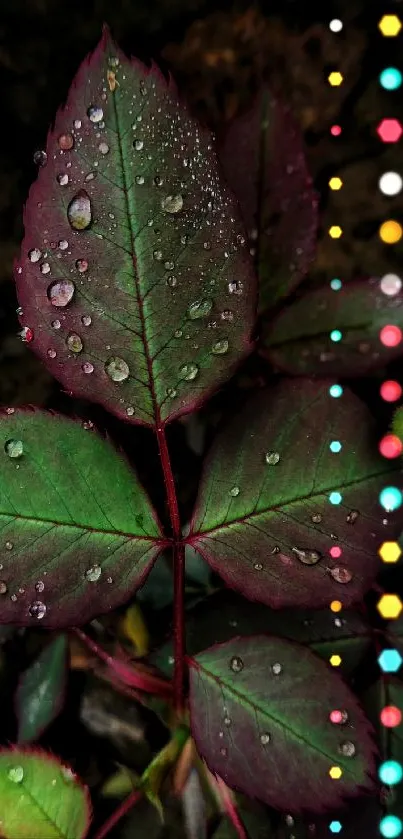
214;776;249;839
93;789;142;839
156;424;186;713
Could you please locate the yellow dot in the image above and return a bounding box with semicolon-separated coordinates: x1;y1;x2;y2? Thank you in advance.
330;654;342;667
329;177;343;191
329;766;343;779
328;72;344;87
379;220;403;244
329;226;343;239
330;600;343;613
377;593;403;619
379;15;402;37
379;541;402;563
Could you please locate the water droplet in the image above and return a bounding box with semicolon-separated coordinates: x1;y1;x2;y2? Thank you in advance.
85;172;97;182
47;349;57;359
4;440;23;459
229;486;240;497
167;276;177;288
338;741;356;757
8;766;24;784
179;363;199;381
28;247;42;263
224;716;232;726
230;655;244;673
19;327;34;343
221;309;234;322
211;339;229;355
292;547;322;566
82;362;94;375
125;406;135;417
81;315;92;327
265;451;280;465
57;173;69;186
254;562;263;571
346;510;359;524
10;594;17;602
76;259;88;273
87;105;104;123
153;250;163;261
105;357;130;382
5;542;13;551
311;513;322;523
174;329;182;338
85;564;102;582
330;709;349;724
98;141;109;155
133;139;144;151
220;747;228;757
33;150;47;167
68;190;92;231
161;194;183;214
228;281;244;295
58;240;69;251
73;119;82;130
66;333;83;354
187;299;213;320
271;662;282;675
135;175;145;185
164;261;174;271
40;262;51;275
285;816;295;827
330;566;352;584
29;600;46;620
166;387;177;398
35;581;45;593
52;319;61;330
48;279;75;307
203;241;211;250
0;582;7;594
58;133;74;151
154;175;163;186
260;732;271;745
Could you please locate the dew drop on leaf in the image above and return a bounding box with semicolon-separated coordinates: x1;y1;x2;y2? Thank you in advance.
265;451;280;465
221;309;234;322
346;510;359;524
135;175;145;185
47;349;57;359
224;716;232;726
67;190;92;231
167;276;177;288
179;363;199;381
35;580;45;593
330;566;353;584
228;281;243;295
161;194;183;214
220;747;228;757
230;655;244;673
33;150;47;167
260;732;271;745
20;326;34;343
292;547;322;566
58;133;74;151
82;362;94;375
0;582;7;594
66;333;83;354
29;600;46;620
311;513;322;523
5;541;13;551
87;104;104;123
187;300;213;320
48;279;75;307
126;406;135;417
57;173;69;186
98;142;109;155
40;262;51;275
8;766;24;784
52;319;61;330
133;139;144;151
154;175;163;187
271;662;282;675
105;357;130;382
254;562;263;571
229;486;240;497
28;247;42;263
166;387;177;398
85;564;102;582
4;439;23;459
81;315;92;327
58;240;69;251
76;259;89;273
338;741;356;757
153;250;163;261
211;339;229;355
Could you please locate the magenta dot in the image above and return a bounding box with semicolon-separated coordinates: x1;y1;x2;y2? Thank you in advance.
330;125;342;136
330;710;343;723
330;546;342;558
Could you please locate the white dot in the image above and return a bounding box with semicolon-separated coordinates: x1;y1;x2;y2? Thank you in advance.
380;273;402;296
329;19;343;33
379;171;403;196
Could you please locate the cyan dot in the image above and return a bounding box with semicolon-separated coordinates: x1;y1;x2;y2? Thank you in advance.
330;329;342;342
380;68;402;91
329;384;343;398
379;486;403;512
330;441;342;453
380;815;402;838
329;491;342;505
329;822;342;835
330;278;342;291
379;760;403;785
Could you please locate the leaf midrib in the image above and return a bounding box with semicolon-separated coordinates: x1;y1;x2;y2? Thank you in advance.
0;511;164;543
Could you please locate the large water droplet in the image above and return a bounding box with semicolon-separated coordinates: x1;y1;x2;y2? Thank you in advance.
229;486;240;497
82;362;94;375
230;655;244;673
292;547;322;566
29;600;46;620
133;139;144;151
33;150;47;167
260;732;271;745
76;259;89;273
87;105;104;123
311;513;322;523
161;194;183;214
4;440;23;459
211;339;229;355
98;142;109;155
68;191;92;231
105;357;130;382
271;662;282;675
85;564;102;582
187;300;213;320
265;451;280;465
346;510;359;524
338;741;356;757
179;363;199;381
330;566;352;584
66;333;83;354
0;582;7;594
48;280;75;307
58;133;74;151
8;766;24;784
81;315;92;327
28;247;42;263
228;281;243;295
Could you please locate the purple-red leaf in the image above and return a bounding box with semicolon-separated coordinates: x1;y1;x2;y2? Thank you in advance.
262;279;403;376
219;90;318;311
15;30;256;428
189;636;376;814
0;409;165;627
188;380;402;609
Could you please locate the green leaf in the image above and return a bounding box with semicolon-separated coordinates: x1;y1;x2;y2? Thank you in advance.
0;409;165;627
0;749;91;838
189;636;376;814
261;280;403;376
16;634;68;743
16;29;256;429
213;801;274;838
188;380;400;609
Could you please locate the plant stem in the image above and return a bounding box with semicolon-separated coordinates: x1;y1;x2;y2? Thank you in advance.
156;424;185;713
93;789;142;839
214;776;249;839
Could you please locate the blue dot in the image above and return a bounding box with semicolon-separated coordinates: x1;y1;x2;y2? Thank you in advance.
329;384;343;398
380;68;402;91
378;649;403;673
330;441;342;453
379;486;403;512
329;822;342;834
379;760;403;785
380;815;402;838
330;278;342;291
329;491;342;505
330;329;342;342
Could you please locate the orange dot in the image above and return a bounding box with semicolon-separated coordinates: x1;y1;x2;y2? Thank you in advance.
330;600;343;612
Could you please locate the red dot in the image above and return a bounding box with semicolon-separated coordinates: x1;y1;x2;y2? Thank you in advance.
380;380;402;402
379;434;403;459
329;709;343;724
330;546;342;558
330;125;342;136
380;325;402;347
380;705;402;727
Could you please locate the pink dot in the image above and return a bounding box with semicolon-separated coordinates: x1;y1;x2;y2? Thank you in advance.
329;710;343;723
379;434;403;459
381;705;402;728
380;380;402;402
330;546;342;558
380;325;402;347
331;125;342;136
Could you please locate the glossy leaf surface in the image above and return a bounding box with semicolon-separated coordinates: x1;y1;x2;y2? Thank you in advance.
189;636;376;813
219;91;317;311
262;280;403;376
16;30;256;428
16;634;68;743
188;380;401;608
0;410;164;627
0;749;90;838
